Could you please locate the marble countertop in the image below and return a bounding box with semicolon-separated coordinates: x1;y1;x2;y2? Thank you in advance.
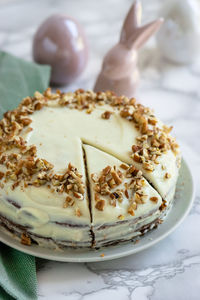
0;0;200;299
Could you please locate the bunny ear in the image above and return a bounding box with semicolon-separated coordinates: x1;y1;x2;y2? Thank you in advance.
120;0;142;43
125;18;163;49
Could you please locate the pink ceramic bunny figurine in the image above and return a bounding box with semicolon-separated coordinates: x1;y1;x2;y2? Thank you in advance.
94;1;163;97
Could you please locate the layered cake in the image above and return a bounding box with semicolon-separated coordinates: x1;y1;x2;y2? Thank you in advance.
0;89;181;249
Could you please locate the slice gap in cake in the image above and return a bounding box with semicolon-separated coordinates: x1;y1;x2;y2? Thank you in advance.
82;145;95;247
83;144;165;248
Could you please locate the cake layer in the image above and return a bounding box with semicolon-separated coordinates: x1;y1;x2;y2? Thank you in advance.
0;193;92;245
0;215;91;248
0;176;92;245
93;187;175;248
0;207;170;249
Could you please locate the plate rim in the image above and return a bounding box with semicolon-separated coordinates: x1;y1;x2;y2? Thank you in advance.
0;158;195;262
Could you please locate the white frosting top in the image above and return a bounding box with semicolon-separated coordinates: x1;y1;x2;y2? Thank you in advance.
25;104;179;198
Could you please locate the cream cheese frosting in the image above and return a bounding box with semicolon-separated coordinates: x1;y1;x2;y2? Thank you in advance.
0;89;181;248
25;102;179;198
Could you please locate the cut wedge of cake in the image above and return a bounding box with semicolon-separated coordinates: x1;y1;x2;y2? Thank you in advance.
84;145;163;247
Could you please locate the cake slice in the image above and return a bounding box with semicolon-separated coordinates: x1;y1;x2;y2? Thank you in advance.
84;144;163;248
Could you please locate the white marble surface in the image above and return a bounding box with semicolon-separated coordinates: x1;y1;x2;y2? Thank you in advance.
0;0;200;299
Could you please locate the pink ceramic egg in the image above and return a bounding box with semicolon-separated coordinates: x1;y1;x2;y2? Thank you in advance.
33;14;88;86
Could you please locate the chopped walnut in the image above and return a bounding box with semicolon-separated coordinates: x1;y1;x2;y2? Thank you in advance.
135;193;145;204
111;170;122;185
128;205;135;216
95;199;105;211
143;162;154;172
86;108;93;114
163;125;173;134
120;108;131;118
124;189;129;199
109;198;116;207
20;118;32;126
132;145;142;153
148;118;157;125
63;196;74;208
101;111;113;119
108;178;116;188
75;208;82;217
21;233;31;246
120;163;129;170
133;153;142;163
131;201;137;210
103;166;111;175
150;196;158;203
73;192;84;200
95;193;100;202
91;173;99;183
159;200;167;211
165;173;171;179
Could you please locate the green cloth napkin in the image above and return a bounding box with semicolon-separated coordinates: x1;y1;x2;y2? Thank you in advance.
0;51;51;300
0;51;50;118
0;244;37;300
